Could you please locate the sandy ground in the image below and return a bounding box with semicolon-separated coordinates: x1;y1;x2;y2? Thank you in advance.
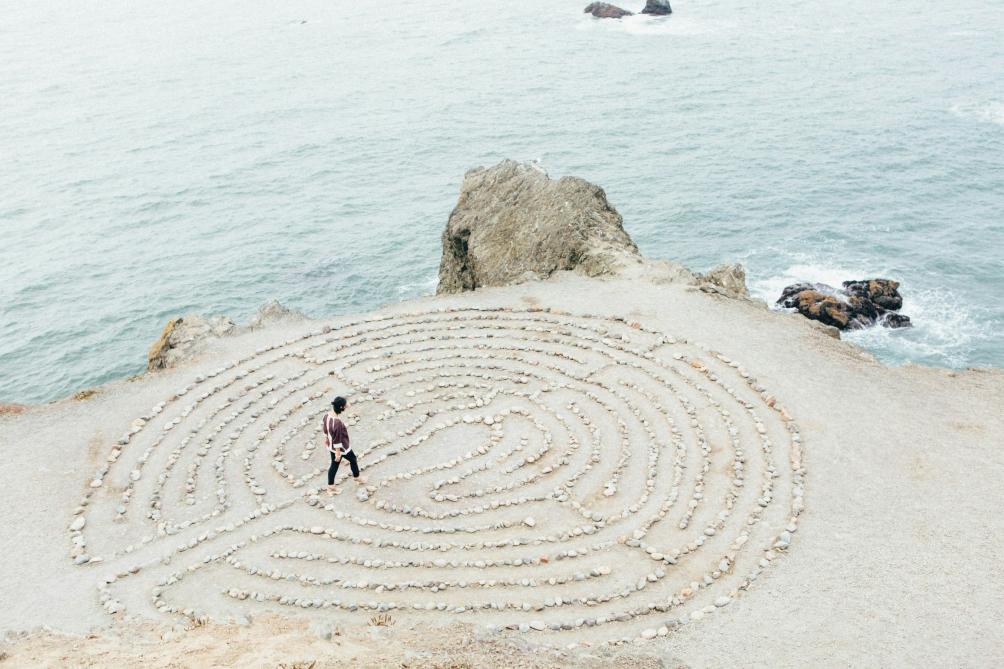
0;615;675;669
1;263;1002;668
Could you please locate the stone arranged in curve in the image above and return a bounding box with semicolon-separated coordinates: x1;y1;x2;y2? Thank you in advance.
69;307;806;644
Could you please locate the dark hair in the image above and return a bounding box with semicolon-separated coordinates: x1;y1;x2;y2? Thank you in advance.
332;396;347;414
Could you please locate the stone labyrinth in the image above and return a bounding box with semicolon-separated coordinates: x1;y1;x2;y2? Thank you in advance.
69;307;806;643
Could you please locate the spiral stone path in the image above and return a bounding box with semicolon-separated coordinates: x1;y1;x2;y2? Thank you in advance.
68;307;805;644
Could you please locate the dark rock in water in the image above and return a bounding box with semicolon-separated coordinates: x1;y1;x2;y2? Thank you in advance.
783;290;859;330
584;2;634;19
777;278;912;331
842;279;904;311
778;282;832;306
641;0;673;15
881;312;912;328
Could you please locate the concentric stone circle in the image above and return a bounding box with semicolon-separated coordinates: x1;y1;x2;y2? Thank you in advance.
69;307;805;643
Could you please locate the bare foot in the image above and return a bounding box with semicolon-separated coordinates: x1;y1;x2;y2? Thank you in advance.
326;487;340;496
354;476;367;484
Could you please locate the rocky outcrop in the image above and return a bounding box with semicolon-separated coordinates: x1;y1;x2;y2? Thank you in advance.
584;2;633;18
584;1;671;18
437;160;642;294
147;314;236;371
695;263;749;299
0;403;30;416
146;301;304;372
777;279;911;330
249;300;305;330
842;279;903;311
642;0;672;15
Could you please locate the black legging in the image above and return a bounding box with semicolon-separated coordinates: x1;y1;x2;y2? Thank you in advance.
328;450;359;485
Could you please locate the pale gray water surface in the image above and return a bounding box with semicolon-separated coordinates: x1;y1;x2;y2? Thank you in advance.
1;0;1002;403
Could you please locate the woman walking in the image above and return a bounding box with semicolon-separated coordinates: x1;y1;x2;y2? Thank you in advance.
321;396;364;495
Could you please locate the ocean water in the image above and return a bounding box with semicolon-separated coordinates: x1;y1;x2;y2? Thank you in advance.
1;0;1002;404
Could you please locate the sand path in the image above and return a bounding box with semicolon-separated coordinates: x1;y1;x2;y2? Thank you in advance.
2;271;1001;667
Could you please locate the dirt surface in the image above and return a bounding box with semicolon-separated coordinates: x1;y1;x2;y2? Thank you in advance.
2;267;1002;668
0;615;677;668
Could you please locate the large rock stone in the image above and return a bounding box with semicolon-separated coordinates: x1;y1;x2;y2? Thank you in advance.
249;300;305;330
437;160;641;294
777;279;911;330
641;0;673;15
782;290;859;330
584;2;633;19
777;282;828;303
842;279;903;311
147;314;236;371
695;263;749;299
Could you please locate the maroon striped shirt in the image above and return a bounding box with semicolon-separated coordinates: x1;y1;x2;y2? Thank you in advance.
321;414;351;452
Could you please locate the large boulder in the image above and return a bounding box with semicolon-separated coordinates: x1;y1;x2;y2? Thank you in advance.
437;160;642;294
781;290;860;330
584;2;633;18
842;279;903;311
777;279;911;330
695;263;750;299
147;314;236;371
641;0;673;15
249;300;305;330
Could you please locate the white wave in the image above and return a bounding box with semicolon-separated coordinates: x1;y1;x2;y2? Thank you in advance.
751;262;993;368
949;101;1004;126
844;287;991;368
749;262;872;306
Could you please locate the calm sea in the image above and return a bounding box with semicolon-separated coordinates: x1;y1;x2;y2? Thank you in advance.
1;0;1002;404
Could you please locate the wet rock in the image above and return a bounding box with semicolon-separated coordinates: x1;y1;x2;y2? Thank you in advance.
777;278;911;330
584;2;633;18
777;282;829;304
641;0;673;15
437;160;641;293
881;312;912;328
780;290;855;329
842;279;903;311
0;403;30;416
